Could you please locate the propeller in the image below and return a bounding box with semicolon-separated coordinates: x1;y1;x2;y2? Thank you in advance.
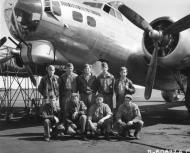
144;42;158;99
118;3;190;100
163;14;190;35
8;4;37;86
0;37;7;47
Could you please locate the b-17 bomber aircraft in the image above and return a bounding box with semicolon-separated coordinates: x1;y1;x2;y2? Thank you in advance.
2;0;190;112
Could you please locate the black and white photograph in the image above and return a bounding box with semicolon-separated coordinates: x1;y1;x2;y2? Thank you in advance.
0;0;190;152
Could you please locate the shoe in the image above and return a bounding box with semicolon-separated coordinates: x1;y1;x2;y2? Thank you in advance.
127;133;134;138
119;131;127;137
81;134;88;141
104;132;110;141
44;137;50;141
134;132;140;140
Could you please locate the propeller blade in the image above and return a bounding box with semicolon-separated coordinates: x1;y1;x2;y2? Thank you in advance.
25;65;37;87
118;4;153;32
0;37;7;47
144;42;159;100
163;14;190;34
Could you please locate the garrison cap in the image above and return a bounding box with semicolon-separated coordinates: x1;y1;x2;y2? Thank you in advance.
66;63;74;68
124;94;133;100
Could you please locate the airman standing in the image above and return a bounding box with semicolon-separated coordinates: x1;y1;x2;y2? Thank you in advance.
96;62;115;111
77;64;97;109
59;63;78;116
115;67;135;110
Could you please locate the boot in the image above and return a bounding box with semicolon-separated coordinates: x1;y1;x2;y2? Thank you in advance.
134;129;141;139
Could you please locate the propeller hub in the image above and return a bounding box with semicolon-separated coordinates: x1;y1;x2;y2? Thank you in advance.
143;17;179;57
149;30;162;41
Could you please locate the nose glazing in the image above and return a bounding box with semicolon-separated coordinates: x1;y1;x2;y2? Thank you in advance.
13;0;42;37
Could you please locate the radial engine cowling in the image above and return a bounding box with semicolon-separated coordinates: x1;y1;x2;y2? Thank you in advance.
20;40;56;65
142;17;190;69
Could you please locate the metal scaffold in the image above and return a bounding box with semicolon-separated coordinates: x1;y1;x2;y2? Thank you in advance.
0;47;42;121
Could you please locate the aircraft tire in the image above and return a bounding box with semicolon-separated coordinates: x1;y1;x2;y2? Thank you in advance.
161;90;179;103
185;87;190;114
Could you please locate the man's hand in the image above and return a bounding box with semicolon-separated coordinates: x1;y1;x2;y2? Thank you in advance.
54;116;59;123
98;118;104;125
72;112;78;120
126;121;133;126
78;111;85;115
119;121;127;127
91;123;97;132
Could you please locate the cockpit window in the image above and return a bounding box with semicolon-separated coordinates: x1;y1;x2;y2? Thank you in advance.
87;16;96;27
109;8;115;17
83;2;102;8
103;4;115;17
72;11;83;23
103;4;110;14
115;11;123;21
52;1;61;16
103;4;123;21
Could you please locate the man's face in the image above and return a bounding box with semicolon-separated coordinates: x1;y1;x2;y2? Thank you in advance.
124;97;131;106
96;97;103;105
84;66;91;74
102;65;108;73
48;68;55;77
66;66;74;73
71;96;79;103
120;69;127;77
50;100;57;111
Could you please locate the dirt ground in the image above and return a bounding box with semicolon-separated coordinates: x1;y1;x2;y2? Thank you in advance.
0;89;190;153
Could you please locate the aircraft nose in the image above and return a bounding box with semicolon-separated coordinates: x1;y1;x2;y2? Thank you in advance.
12;0;42;37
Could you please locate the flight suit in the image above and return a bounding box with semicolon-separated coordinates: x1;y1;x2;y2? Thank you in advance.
115;78;135;109
59;72;78;114
77;73;97;109
96;72;115;111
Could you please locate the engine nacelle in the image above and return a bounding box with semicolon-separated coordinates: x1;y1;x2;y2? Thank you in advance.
142;17;190;69
20;40;55;64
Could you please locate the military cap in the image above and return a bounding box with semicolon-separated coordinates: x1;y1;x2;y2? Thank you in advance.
124;94;133;100
66;63;74;68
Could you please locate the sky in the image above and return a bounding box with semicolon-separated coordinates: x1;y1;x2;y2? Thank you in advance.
0;0;190;88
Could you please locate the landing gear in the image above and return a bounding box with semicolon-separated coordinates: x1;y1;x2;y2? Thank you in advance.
161;90;179;102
